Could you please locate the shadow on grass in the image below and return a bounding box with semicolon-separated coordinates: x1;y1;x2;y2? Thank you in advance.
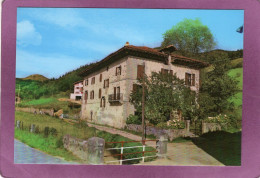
192;131;241;166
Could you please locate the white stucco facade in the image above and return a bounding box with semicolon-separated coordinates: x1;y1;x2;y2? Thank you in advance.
81;52;202;129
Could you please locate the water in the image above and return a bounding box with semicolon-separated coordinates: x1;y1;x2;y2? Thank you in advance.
14;139;78;164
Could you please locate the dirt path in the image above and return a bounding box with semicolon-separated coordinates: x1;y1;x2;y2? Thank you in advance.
87;123;224;166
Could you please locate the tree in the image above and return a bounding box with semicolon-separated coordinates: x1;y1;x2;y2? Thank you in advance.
130;72;196;125
198;53;239;119
161;18;216;54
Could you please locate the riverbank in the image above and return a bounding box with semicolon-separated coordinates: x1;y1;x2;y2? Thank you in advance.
15;129;84;163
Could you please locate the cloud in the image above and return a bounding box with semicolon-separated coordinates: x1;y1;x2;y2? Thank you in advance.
16;50;91;78
17;20;42;46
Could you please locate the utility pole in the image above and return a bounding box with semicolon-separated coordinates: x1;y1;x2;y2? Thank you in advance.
142;63;145;144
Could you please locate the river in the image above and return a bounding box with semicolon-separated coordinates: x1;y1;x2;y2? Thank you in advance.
14;139;78;164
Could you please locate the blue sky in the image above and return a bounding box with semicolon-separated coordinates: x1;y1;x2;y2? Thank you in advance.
16;8;244;78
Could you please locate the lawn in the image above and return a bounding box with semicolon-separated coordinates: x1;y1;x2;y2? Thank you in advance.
192;131;241;166
228;67;243;91
17;97;81;115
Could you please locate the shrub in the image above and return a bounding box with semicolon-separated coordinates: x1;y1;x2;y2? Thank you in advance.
49;128;58;136
35;126;40;134
56;136;64;148
126;114;141;125
44;127;50;137
157;119;185;129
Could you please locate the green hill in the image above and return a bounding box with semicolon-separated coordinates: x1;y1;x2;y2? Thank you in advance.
22;74;49;82
16;61;97;100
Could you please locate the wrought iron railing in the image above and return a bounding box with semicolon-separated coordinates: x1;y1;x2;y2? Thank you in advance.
108;93;123;102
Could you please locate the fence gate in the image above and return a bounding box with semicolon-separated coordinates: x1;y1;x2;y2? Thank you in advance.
104;140;158;165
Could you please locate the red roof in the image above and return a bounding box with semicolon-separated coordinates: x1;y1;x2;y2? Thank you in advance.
80;44;208;77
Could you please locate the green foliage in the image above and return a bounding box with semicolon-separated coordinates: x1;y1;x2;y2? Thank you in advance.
192;131;241;165
162;18;216;54
198;53;239;119
130;72;196;125
156;119;185;129
126;114;141;125
44;127;50;137
16;61;97;100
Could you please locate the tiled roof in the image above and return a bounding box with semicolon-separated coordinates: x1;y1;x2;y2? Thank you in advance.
73;80;83;85
80;44;208;77
171;54;209;68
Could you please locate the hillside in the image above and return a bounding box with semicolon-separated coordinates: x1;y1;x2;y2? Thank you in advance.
16;61;97;100
22;74;49;82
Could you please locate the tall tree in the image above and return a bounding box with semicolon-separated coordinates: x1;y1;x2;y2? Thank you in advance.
198;53;239;119
130;72;196;125
161;18;216;54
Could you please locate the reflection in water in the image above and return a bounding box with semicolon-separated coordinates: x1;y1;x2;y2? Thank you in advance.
14;139;78;164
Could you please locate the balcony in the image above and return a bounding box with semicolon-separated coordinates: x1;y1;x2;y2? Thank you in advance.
108;93;123;103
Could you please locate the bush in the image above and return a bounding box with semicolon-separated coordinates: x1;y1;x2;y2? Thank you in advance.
44;127;50;137
49;128;58;136
157;119;185;129
126;114;141;125
56;136;64;148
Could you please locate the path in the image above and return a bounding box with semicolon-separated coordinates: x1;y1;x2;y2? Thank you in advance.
14;139;78;164
58;98;81;104
87;123;224;166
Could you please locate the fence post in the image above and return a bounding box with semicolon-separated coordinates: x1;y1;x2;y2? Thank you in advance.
142;145;145;163
16;120;20;129
156;135;168;159
87;137;105;165
185;120;190;132
30;124;35;133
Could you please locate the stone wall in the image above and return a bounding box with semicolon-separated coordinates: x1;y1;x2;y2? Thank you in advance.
126;124;193;141
15;107;54;116
63;135;89;161
201;122;222;134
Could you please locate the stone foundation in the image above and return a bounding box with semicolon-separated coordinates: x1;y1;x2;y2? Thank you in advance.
15;107;54;116
126;123;193;141
201;122;223;134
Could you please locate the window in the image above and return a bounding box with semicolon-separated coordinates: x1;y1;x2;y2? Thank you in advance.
91;77;95;85
185;73;195;86
104;79;109;88
84;91;88;104
90;90;94;99
137;65;145;79
100;97;106;108
85;79;88;86
99;88;102;98
100;74;102;82
116;66;122;76
114;86;121;100
161;68;173;75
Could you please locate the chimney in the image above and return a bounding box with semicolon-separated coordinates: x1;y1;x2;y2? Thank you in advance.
125;42;130;46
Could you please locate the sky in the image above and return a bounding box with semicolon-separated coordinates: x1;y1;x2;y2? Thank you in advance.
16;8;244;78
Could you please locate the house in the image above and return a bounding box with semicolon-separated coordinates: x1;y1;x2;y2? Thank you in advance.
70;80;83;100
79;42;208;128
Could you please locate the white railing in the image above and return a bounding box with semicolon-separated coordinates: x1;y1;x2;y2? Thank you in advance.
104;140;158;165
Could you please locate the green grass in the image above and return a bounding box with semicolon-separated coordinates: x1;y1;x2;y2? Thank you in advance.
170;137;192;143
230;58;243;69
18;97;81;115
192;131;241;166
15;111;155;164
228;67;243;90
22;98;57;106
15;111;96;140
15;128;82;163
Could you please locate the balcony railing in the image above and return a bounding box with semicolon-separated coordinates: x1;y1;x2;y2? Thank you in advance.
108;93;123;103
